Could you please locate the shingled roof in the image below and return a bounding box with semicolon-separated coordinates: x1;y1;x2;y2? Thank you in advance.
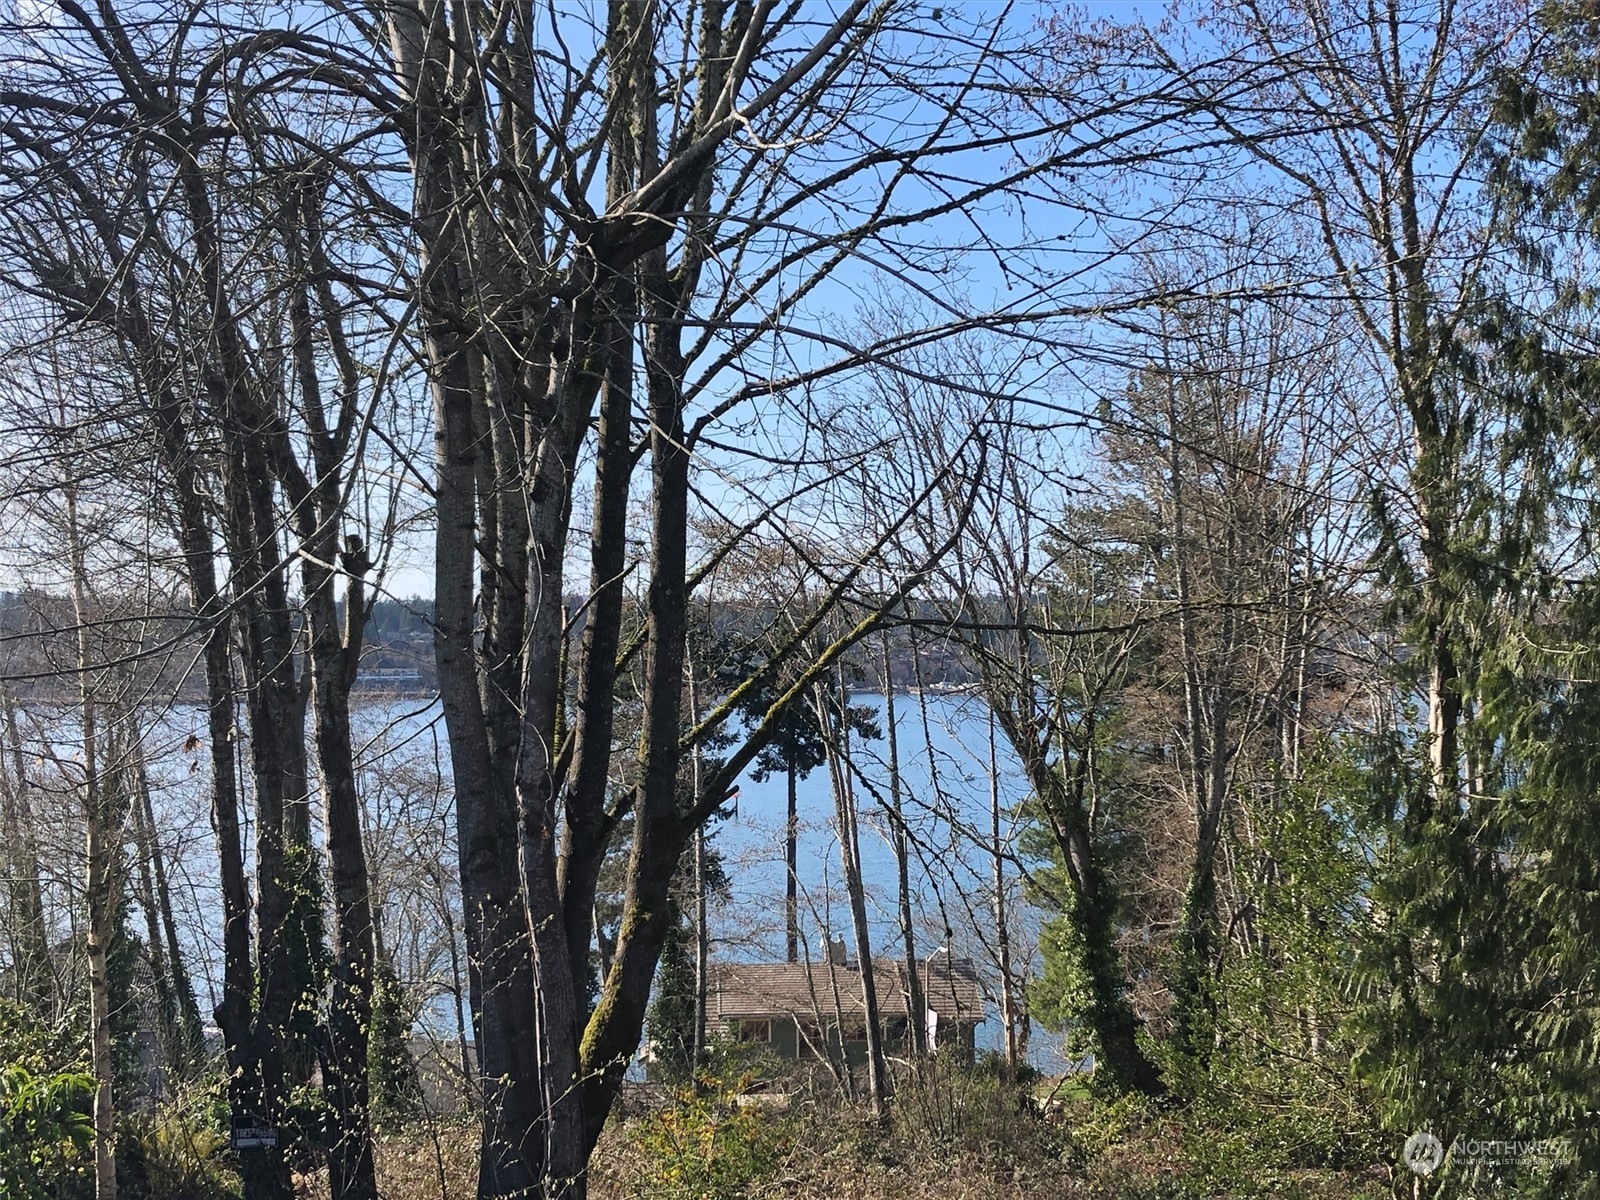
709;957;982;1023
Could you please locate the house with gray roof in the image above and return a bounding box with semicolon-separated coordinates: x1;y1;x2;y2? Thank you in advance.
708;942;983;1067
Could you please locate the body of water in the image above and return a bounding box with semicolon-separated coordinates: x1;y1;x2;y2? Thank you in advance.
12;688;1059;1068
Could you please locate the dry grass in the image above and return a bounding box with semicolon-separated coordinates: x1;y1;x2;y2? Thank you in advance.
293;1115;479;1200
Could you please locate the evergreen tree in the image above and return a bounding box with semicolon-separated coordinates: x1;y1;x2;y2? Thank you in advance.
1334;14;1600;1190
646;908;696;1085
736;657;880;962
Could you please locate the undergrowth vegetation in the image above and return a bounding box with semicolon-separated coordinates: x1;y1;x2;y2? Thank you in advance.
276;1061;1395;1200
0;1060;1402;1199
0;987;1393;1200
593;1061;1392;1200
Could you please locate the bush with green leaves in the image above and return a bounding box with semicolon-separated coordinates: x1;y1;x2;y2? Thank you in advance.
627;1081;793;1200
1174;1056;1381;1197
0;1062;94;1200
117;1089;240;1200
646;914;698;1085
0;999;93;1199
368;963;422;1127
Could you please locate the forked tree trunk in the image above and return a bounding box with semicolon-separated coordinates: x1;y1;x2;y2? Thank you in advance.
129;741;181;1075
818;672;890;1116
124;722;204;1074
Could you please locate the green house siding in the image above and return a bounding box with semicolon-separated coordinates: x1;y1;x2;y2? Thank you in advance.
771;1017;798;1058
728;1015;976;1065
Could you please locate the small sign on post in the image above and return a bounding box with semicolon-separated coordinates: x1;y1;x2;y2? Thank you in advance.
231;1118;279;1152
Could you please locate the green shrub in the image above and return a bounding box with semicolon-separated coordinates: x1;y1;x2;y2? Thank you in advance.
0;1062;94;1200
369;964;422;1127
1172;1047;1383;1195
627;1081;793;1200
117;1089;239;1200
0;1000;94;1200
0;1000;86;1079
1062;1086;1163;1161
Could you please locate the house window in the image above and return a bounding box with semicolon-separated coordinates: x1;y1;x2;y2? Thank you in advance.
734;1019;771;1043
796;1022;826;1058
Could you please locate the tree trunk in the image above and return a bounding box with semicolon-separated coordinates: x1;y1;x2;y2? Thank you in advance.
0;686;51;1013
173;132;321;1115
558;294;634;1000
988;707;1019;1078
382;12;555;1192
883;631;923;1057
306;539;378;1200
68;489;115;1200
688;659;710;1076
428;322;542;1197
279;185;383;1196
129;740;181;1079
818;673;890;1115
136;742;204;1067
1164;380;1234;1064
786;761;800;964
85;757;117;1200
159;389;287;1199
576;217;702;1160
1005;703;1164;1096
157;394;281;1196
